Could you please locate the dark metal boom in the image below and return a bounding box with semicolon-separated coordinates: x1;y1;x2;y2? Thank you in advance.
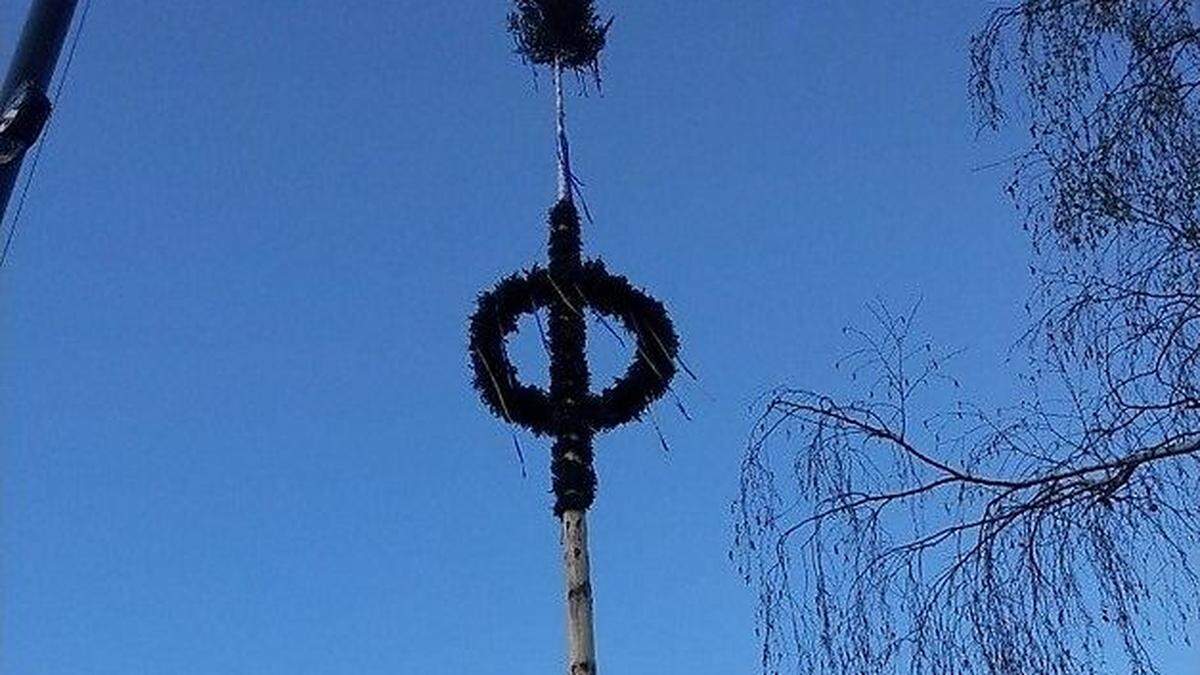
0;0;79;225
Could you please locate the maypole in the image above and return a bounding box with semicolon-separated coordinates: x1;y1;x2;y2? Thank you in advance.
468;2;680;673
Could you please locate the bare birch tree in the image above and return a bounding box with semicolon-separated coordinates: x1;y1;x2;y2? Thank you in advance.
734;2;1200;673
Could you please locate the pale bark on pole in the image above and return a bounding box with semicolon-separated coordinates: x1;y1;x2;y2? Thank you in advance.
562;508;596;674
554;59;571;203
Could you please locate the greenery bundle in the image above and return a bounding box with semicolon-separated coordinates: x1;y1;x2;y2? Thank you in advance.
468;200;679;515
507;0;612;80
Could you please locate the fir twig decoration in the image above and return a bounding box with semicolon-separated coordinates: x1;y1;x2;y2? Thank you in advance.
472;0;680;514
468;202;679;515
508;0;613;81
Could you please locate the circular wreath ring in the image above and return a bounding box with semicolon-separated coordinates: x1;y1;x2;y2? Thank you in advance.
468;259;679;435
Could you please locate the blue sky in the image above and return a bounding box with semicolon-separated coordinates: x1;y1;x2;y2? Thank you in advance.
1;2;1194;674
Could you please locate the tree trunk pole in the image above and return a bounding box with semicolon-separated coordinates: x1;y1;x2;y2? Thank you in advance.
553;54;593;675
562;508;596;674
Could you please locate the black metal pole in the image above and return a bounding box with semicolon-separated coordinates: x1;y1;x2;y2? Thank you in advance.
0;0;79;225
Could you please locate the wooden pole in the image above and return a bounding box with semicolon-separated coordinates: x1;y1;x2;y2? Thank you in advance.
554;54;593;674
562;509;596;674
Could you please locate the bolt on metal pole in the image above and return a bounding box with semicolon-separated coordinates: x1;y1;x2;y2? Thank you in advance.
0;0;79;225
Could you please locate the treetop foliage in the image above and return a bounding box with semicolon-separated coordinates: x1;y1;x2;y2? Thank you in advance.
507;0;612;78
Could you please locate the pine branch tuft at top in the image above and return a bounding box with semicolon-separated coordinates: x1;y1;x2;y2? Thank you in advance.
507;0;612;78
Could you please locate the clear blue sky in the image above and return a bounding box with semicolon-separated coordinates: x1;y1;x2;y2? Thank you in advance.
1;2;1193;674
